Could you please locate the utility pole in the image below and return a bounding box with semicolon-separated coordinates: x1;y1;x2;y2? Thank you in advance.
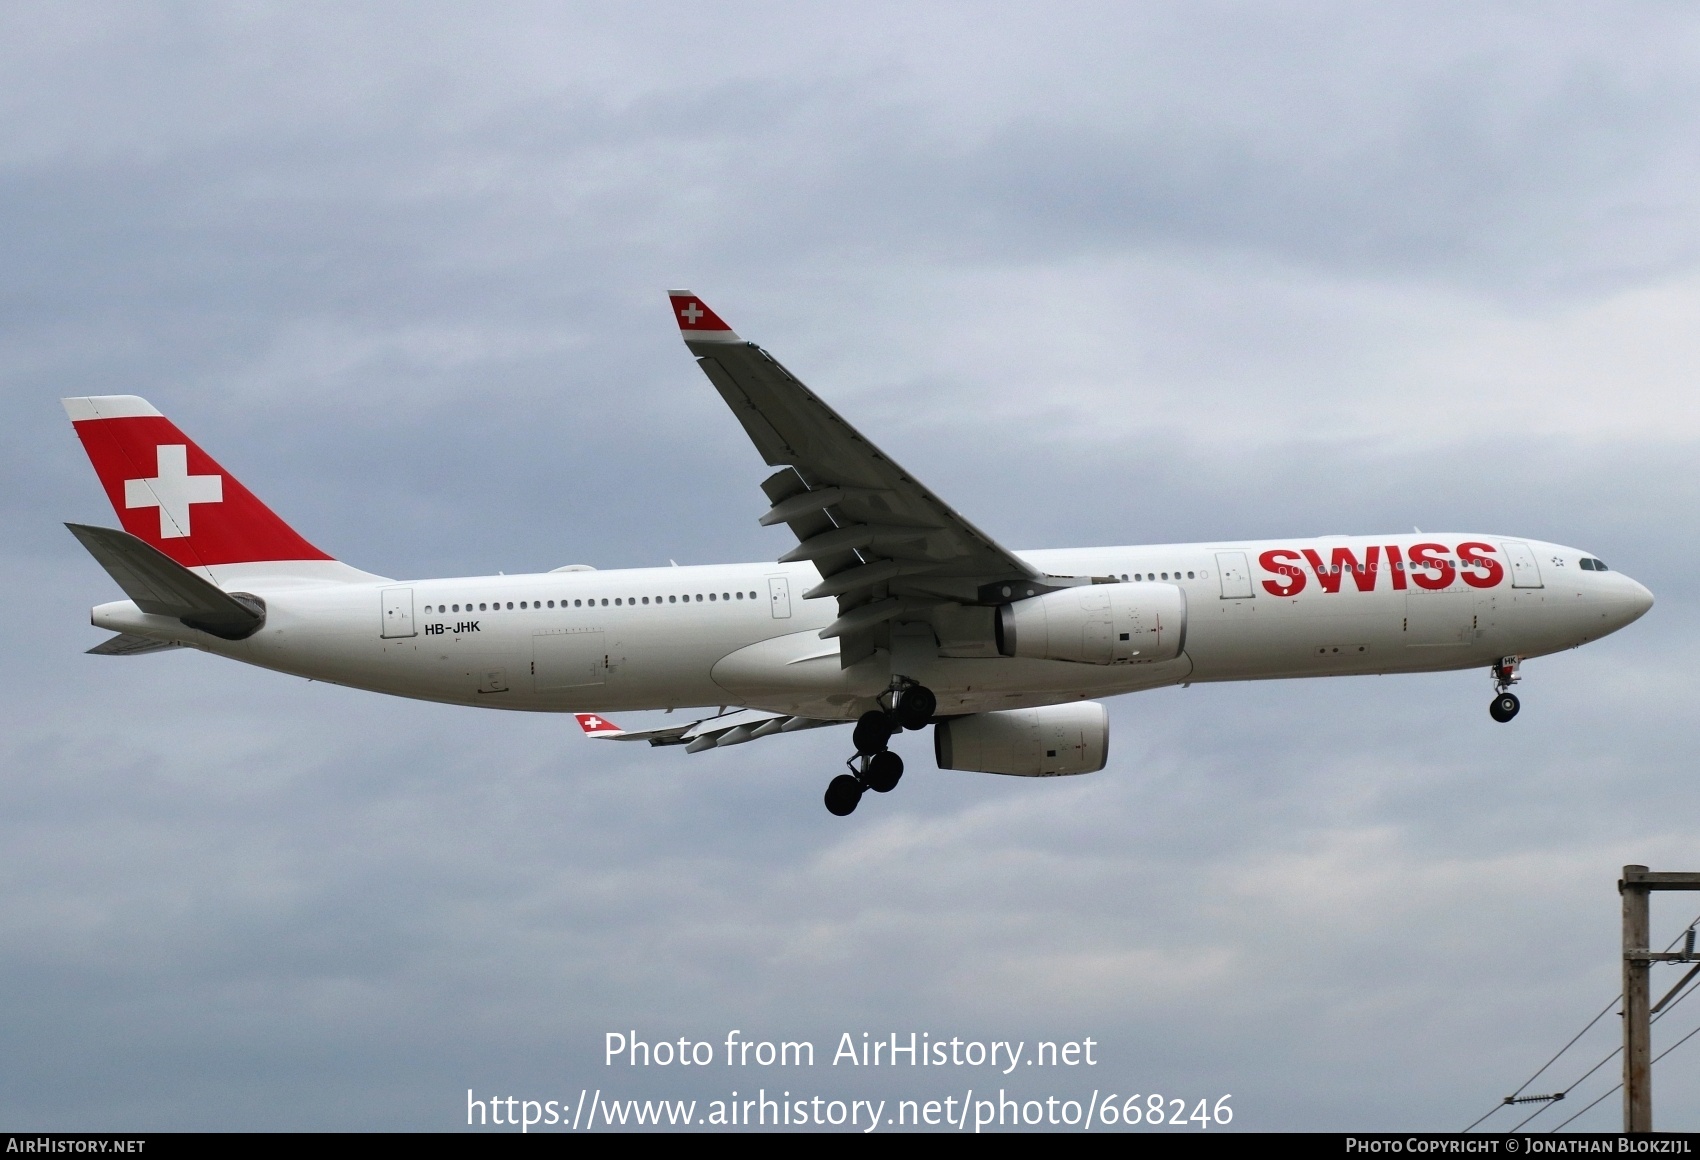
1619;865;1700;1133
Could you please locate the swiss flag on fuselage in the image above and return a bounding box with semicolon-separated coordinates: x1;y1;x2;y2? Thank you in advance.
63;396;332;568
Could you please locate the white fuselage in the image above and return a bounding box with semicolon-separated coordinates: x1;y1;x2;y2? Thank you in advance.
91;534;1653;721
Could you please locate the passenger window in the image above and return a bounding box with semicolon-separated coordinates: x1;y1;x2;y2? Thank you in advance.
601;598;608;607
696;594;703;602
1187;571;1195;579
735;591;743;600
669;595;677;603
709;593;717;601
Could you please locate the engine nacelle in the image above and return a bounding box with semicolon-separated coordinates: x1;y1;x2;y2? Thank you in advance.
934;702;1109;776
996;583;1186;665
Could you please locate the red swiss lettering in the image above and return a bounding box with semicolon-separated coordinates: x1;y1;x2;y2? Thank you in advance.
1457;541;1504;589
1385;544;1408;590
1330;545;1380;592
1259;549;1306;596
1299;549;1342;593
1407;542;1456;591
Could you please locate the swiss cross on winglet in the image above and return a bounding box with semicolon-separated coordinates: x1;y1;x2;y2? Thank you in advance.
667;290;740;343
575;713;626;738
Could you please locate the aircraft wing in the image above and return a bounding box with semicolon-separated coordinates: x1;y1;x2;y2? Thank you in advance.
669;291;1049;664
576;709;841;752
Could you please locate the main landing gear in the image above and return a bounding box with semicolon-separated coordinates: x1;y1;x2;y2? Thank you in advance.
822;682;936;817
1489;656;1521;723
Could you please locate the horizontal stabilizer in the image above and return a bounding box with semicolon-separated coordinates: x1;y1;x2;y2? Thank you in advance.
66;523;265;641
87;632;188;656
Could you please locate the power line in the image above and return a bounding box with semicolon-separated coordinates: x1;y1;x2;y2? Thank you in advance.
1465;908;1700;1133
1549;1017;1700;1133
1538;918;1700;1133
1463;997;1617;1132
1550;1081;1618;1132
1526;969;1700;1132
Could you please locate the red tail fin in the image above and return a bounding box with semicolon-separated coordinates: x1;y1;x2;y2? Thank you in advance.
63;395;332;569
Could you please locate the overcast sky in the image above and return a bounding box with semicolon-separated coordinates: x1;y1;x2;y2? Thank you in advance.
4;2;1700;1132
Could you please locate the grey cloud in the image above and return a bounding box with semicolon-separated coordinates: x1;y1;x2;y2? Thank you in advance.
4;1;1700;1132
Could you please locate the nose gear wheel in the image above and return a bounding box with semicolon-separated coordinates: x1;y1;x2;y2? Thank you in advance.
1489;657;1522;723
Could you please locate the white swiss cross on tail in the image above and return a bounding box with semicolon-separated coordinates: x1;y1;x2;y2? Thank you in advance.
124;444;223;539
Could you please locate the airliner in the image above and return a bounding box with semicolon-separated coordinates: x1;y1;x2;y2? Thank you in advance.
62;293;1654;815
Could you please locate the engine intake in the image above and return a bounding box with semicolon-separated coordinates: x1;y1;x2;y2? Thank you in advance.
934;702;1109;776
996;583;1186;665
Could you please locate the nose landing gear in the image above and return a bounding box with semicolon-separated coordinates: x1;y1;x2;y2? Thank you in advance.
1489;657;1521;723
822;684;934;816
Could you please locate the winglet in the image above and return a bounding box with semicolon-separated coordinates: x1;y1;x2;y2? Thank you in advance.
667;290;741;343
574;713;626;738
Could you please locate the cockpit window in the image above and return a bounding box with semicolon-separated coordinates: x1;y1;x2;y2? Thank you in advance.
1580;558;1610;572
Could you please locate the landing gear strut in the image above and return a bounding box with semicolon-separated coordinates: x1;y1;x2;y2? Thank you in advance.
823;684;934;816
1489;656;1521;723
822;739;906;816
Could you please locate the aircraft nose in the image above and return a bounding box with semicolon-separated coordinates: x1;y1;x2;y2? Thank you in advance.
1627;578;1654;620
1604;575;1655;631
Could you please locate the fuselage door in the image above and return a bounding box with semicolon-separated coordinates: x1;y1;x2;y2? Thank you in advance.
768;575;792;619
380;587;416;638
1502;541;1544;588
1215;552;1254;599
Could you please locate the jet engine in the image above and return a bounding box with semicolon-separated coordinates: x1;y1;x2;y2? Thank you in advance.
996;583;1186;665
933;702;1109;776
